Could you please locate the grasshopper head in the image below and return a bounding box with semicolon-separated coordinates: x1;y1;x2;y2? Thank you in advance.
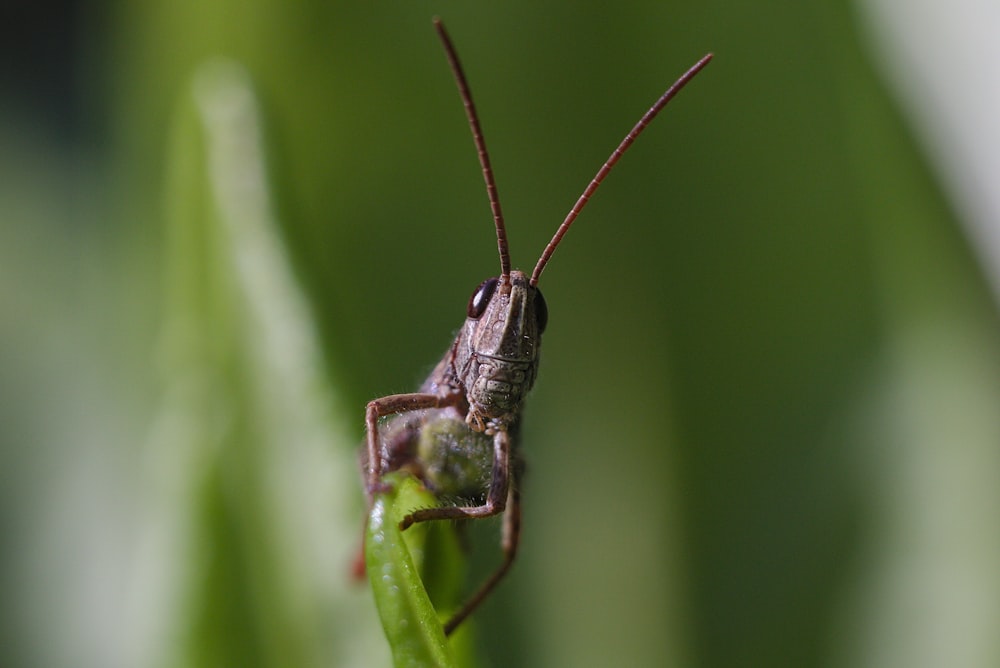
458;270;547;430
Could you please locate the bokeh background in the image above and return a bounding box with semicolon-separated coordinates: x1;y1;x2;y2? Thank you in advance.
3;1;999;667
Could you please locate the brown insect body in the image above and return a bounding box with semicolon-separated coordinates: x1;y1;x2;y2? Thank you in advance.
363;18;712;637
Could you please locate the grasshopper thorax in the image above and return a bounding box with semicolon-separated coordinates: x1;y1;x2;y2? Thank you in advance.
457;270;547;431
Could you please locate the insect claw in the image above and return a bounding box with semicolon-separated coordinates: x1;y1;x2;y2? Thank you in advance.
367;479;395;497
465;409;487;432
400;505;432;531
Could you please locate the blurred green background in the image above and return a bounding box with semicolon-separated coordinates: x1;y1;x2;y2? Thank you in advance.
3;1;1000;667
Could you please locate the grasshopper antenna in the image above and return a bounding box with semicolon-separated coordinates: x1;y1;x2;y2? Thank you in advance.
434;18;512;279
530;52;713;286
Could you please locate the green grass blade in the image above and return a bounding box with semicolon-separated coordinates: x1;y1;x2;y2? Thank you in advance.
365;472;462;668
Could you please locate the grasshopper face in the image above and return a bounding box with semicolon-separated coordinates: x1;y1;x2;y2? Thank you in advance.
456;269;548;431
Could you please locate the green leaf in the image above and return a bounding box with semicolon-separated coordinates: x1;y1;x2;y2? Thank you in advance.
156;59;389;667
365;472;467;668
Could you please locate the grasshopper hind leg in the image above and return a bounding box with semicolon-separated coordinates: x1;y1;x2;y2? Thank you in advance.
401;428;523;636
443;477;522;636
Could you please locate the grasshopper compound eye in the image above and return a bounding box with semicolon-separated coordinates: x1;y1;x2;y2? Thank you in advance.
534;289;548;334
467;277;499;319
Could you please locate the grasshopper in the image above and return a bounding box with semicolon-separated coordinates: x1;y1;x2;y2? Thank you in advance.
363;18;711;636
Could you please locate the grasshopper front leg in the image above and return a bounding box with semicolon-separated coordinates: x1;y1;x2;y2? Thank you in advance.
365;391;461;500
